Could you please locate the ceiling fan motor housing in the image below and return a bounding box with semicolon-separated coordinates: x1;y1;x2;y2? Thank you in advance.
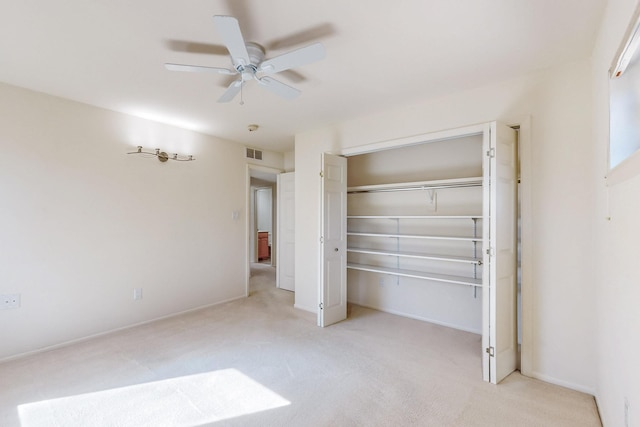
236;42;265;80
245;42;265;65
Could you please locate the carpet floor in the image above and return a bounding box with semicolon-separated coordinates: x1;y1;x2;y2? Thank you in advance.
0;263;601;426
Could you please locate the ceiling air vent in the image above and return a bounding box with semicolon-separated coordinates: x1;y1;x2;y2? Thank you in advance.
246;148;263;160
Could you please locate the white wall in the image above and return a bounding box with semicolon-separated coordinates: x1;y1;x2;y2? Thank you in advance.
246;150;284;170
283;151;295;172
591;0;640;425
295;59;596;393
346;136;485;333
0;83;252;361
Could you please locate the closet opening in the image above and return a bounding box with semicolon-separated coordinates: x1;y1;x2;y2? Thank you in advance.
345;133;485;334
322;122;522;383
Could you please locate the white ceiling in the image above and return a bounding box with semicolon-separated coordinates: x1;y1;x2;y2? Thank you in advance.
0;0;606;152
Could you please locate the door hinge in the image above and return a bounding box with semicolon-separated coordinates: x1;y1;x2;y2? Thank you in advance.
486;346;495;357
319;302;324;310
486;148;495;158
486;247;495;256
320;236;324;244
319;170;324;178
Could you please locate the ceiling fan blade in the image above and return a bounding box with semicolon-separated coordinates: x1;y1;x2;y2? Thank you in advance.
213;15;250;67
165;63;235;75
258;43;325;74
265;23;336;50
223;0;256;41
279;69;307;83
257;76;300;100
218;80;242;103
164;39;229;56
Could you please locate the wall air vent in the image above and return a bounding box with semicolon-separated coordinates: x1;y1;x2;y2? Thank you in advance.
246;147;263;160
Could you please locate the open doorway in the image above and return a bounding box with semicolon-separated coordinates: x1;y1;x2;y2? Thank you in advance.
255;187;273;263
246;165;281;295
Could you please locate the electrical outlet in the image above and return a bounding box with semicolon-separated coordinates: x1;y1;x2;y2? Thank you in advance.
1;294;21;310
133;288;142;301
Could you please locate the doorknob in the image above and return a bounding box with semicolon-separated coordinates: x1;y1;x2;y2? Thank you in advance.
334;248;339;252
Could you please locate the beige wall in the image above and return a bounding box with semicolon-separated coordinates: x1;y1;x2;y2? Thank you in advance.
346;136;485;333
295;59;596;393
283;151;295;172
0;83;278;361
592;0;640;425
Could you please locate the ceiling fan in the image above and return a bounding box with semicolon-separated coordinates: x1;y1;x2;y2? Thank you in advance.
165;15;326;103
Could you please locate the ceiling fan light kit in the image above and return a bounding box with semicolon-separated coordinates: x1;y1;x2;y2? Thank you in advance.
164;15;326;104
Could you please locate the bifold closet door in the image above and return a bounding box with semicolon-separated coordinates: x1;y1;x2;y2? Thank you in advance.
319;153;347;327
483;122;518;384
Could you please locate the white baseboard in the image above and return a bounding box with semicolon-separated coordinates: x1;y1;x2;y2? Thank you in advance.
529;370;596;396
0;294;246;364
348;300;482;335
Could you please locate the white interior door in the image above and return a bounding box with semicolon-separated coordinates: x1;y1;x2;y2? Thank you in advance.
319;153;347;327
482;122;518;384
277;172;295;292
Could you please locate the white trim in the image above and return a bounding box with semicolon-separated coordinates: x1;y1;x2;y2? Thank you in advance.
608;2;640;178
519;116;534;378
606;147;640;186
609;1;640;78
339;120;529;382
0;295;246;364
530;370;596;396
247;164;285;176
340;124;485;157
246;164;283;296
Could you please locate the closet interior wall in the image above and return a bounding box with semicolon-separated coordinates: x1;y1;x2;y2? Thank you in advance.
346;134;484;334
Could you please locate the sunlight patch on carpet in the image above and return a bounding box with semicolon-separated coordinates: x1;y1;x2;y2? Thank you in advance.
18;369;290;426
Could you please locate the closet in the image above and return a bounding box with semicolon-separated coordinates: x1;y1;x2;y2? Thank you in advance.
319;122;517;383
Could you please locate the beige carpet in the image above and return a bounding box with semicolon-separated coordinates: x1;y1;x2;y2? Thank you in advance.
0;263;601;426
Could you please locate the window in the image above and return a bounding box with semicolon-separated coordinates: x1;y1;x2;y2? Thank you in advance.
610;5;640;170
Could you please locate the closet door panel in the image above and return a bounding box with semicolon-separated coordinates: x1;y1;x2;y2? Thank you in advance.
485;122;518;384
319;153;347;327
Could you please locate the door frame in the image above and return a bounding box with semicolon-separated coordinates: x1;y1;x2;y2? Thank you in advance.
245;164;283;296
335;119;531;380
518;117;532;377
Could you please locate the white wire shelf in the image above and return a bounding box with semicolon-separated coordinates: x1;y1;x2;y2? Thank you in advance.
347;215;482;220
347;177;483;193
346;247;482;265
347;231;482;242
347;263;483;287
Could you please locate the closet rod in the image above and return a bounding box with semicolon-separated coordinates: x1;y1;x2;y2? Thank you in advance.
348;182;481;194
